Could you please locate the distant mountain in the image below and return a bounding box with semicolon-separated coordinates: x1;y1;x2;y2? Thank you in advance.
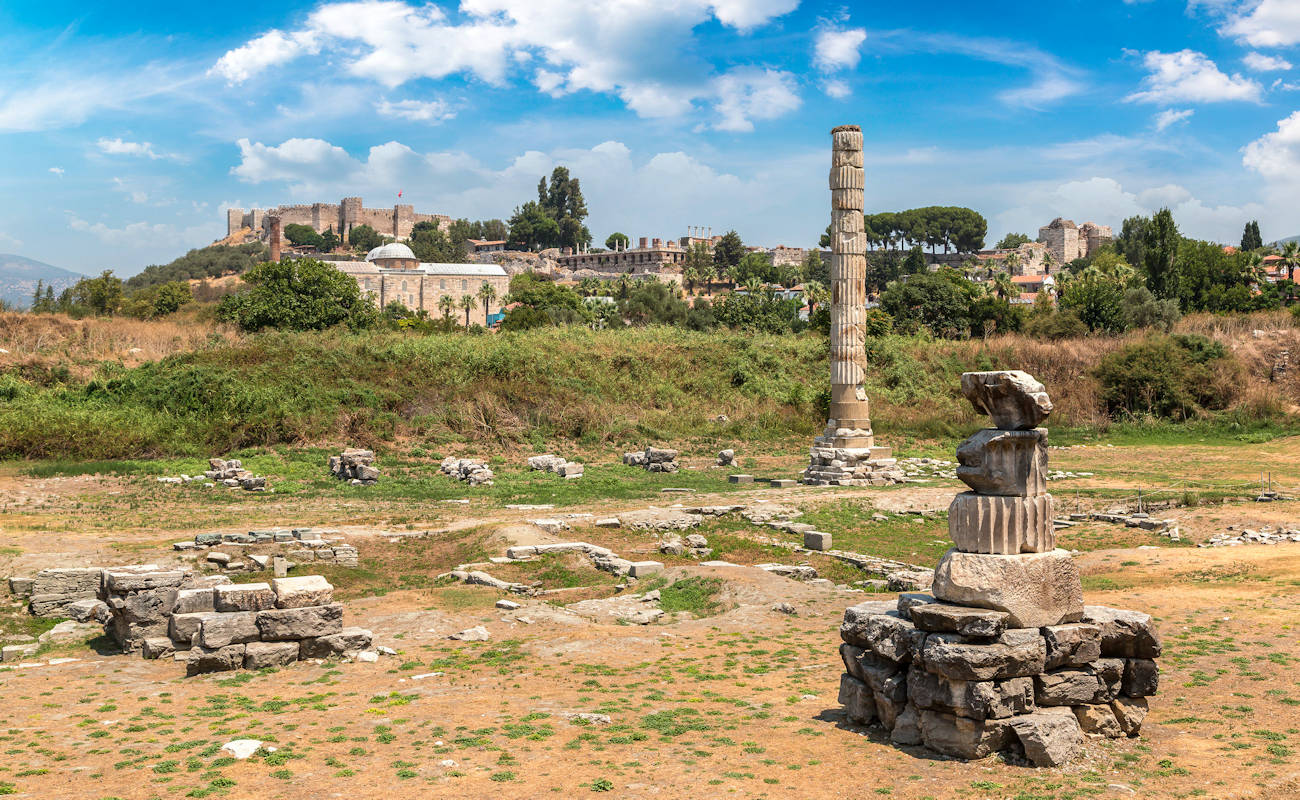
0;253;85;308
1276;235;1300;246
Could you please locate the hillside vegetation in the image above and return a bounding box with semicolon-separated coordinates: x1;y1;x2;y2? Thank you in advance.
0;311;1296;460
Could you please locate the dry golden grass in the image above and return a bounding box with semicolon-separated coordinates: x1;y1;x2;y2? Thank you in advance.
0;311;240;374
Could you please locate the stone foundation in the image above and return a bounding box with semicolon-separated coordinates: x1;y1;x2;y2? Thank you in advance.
837;597;1159;766
803;444;905;486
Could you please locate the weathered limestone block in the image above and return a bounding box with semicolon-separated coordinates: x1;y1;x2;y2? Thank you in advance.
105;569;185;593
956;429;1049;497
67;598;109;623
873;671;909;728
1122;658;1159;697
645;447;678;464
109;588;179;648
1034;667;1109;706
299;627;373;659
244;641;300;670
198;611;260;649
838;600;899;644
896;592;935;620
907;668;1034;720
213;583;276;612
1082;606;1162;659
919;710;1014;759
1073;703;1124;737
960;371;1053;431
173;588;215;615
890;704;923;745
272;576;333;609
7;577;35;598
142;637;175;660
919;628;1046;682
1008;707;1083;767
1093;658;1125;699
256;603;343;641
1109;696;1148;737
169;612;205;647
909;602;1010;639
840;643;905;692
842;610;924;663
948;493;1055;555
183;644;245;676
1041;623;1102;669
838;673;877;725
932;548;1083;628
32;568;103;597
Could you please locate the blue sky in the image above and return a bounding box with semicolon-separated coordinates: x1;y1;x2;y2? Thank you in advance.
1;0;1298;275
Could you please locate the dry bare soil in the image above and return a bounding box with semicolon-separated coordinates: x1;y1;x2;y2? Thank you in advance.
1;441;1299;800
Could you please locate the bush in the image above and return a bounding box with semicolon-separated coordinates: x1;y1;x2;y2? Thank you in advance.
863;309;892;337
1025;309;1088;340
1095;334;1236;419
217;258;379;332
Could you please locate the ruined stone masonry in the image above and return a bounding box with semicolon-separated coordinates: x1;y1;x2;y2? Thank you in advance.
835;371;1160;766
227;196;450;242
805;125;904;487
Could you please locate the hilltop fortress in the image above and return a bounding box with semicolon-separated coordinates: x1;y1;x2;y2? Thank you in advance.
226;197;451;241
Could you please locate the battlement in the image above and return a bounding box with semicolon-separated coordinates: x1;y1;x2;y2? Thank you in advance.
226;197;449;241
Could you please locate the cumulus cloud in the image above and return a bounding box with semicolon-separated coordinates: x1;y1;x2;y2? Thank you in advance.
1126;49;1261;103
210;0;802;130
1243;111;1300;180
48;167;64;177
1221;0;1300;47
711;68;800;132
1153;108;1194;131
814;26;866;72
374;98;455;122
1243;51;1293;72
95;137;185;162
68;216;207;247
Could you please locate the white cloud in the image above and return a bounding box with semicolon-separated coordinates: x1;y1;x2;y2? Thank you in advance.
111;177;150;205
711;68;800;132
1243;110;1300;180
210;29;319;84
374;98;455;122
95;137;185;162
822;78;851;99
68;216;206;247
1126;49;1261;103
48;167;64;177
0;68;190;133
1221;0;1300;47
210;0;802;130
814;26;866;72
1243;51;1293;72
1153;108;1194;131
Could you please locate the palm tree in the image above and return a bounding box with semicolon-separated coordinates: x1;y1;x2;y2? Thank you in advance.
1281;241;1300;283
804;282;829;316
1004;252;1021;276
742;277;764;296
699;262;716;296
477;282;497;321
437;295;454;323
459;294;476;328
682;265;697;295
991;272;1019;300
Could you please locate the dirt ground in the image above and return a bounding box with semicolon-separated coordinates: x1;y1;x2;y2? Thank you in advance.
2;443;1300;799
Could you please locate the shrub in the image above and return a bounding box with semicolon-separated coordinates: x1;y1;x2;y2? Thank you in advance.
863;309;892;337
1095;334;1236;419
217;258;379;332
1025;309;1088;340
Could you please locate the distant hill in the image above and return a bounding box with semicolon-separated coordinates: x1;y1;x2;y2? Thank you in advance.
1276;235;1300;245
0;253;85;308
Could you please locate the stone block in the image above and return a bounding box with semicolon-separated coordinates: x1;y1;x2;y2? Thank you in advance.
1073;703;1124;737
195;533;222;546
955;428;1048;496
872;672;909;728
896;592;935;620
272;576;333;609
919;710;1014;759
67;598;108;623
932;548;1083;628
244;641;300;670
890;703;923;745
169;612;205;646
1082;606;1162;659
908;667;1033;720
173;588;215;615
8;577;34;598
299;627;373;659
105;569;186;593
627;561;663;578
1034;667;1109;706
1;643;39;663
1109;696;1148;737
947;493;1055;555
728;474;754;484
213;583;276;612
1008;707;1083;767
184;644;245;676
32;567;103;597
919;628;1046;682
838;673;877;725
886;569;934;592
803;531;832;551
960;371;1052;430
1093;658;1125;698
558;462;584;478
645;447;678;464
841;610;924;663
1122;658;1159;697
1041;623;1102;669
142;637;176;660
256;603;343;641
198;611;260;649
909;603;1009;639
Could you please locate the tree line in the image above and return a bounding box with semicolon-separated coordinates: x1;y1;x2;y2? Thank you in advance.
820;207;988;254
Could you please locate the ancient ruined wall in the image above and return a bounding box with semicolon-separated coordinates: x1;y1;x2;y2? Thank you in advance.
1080;224;1113;258
1037;224;1079;265
231;198;447;241
226;209;245;237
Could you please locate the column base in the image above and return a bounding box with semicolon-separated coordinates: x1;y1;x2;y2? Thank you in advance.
804;444;905;486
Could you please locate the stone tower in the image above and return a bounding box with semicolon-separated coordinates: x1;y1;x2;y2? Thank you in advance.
804;125;903;486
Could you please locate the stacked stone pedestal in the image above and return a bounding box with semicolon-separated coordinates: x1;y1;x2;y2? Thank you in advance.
835;370;1160;766
804;443;904;486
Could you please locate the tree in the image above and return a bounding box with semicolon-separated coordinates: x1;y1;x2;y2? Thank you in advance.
507;201;560;250
1241;220;1263;252
1141;208;1181;303
121;281;193;319
477;281;498;320
217;258;377;332
126;242;268;290
712;230;746;278
536;167;591;251
1122;286;1180;331
1116;215;1150;273
997;232;1032;250
619;281;688;326
990;272;1019;301
684;242;714;293
605;232;630;251
459;294;476;328
732;251;778;286
283;223;324;249
879;269;979;338
480;219;508;241
348;224;385;252
410;221;466;263
503;271;591;326
1057;268;1129;333
437;294;455;323
69;270;125;316
902;245;927;275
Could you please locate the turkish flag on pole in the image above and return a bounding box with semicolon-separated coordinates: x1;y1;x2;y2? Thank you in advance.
398;190;403;198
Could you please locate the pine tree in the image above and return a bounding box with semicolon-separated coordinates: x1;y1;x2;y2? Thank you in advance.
1241;220;1263;251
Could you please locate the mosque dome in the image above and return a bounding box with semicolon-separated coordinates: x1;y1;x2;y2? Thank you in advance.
365;242;416;262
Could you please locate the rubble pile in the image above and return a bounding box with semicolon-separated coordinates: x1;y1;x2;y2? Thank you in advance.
440;457;495;486
329;449;379;485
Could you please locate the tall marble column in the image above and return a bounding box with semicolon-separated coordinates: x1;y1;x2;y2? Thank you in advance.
804;126;903;486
